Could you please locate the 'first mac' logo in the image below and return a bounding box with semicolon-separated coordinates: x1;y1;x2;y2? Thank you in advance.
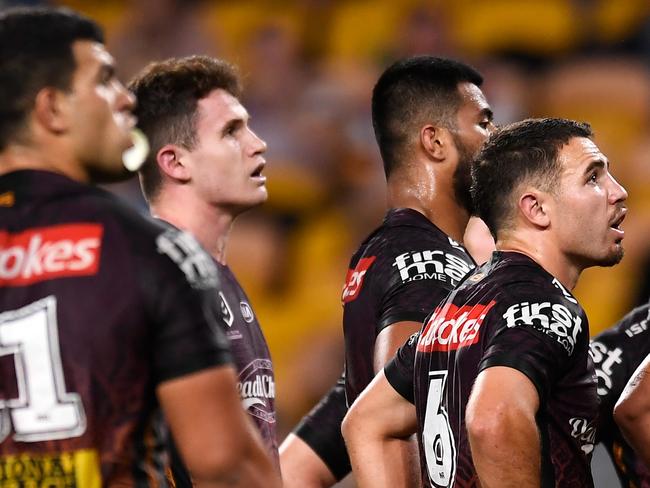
0;224;103;287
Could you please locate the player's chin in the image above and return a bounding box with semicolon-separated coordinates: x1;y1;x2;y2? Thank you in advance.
253;184;268;202
598;244;625;267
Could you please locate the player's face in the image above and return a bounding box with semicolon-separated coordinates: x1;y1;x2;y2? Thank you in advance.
550;137;628;267
66;40;136;182
450;82;495;212
186;89;268;214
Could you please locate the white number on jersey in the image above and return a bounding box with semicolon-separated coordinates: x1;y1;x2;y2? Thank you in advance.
422;370;456;487
0;296;86;442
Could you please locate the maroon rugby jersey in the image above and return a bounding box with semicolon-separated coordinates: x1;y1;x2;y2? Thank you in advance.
169;261;278;486
387;251;598;488
343;208;475;405
590;303;650;488
294;208;475;480
215;262;277;465
0;170;232;487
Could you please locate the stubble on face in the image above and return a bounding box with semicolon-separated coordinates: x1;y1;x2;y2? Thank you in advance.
451;132;478;214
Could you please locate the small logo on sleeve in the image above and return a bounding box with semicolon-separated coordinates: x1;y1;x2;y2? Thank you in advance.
342;256;376;303
0;224;103;287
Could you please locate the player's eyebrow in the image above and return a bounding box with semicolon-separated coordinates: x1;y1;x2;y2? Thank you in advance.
480;107;494;121
221;117;244;136
584;158;607;175
97;62;115;81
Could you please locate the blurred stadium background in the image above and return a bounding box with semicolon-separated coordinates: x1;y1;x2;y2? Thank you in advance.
6;0;650;485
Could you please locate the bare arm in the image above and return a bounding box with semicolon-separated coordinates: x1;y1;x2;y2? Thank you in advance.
158;365;281;488
614;353;650;466
280;434;337;488
342;370;420;488
374;321;422;372
466;366;541;488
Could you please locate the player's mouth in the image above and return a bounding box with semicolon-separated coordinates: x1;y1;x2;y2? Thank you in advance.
250;161;266;184
609;208;627;239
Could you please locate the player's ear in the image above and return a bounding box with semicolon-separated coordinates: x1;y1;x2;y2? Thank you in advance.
519;190;550;229
156;144;191;183
421;124;452;161
33;87;70;134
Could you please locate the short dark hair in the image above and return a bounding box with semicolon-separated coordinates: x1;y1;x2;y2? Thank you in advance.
371;56;483;177
471;117;593;239
0;7;103;150
129;55;242;202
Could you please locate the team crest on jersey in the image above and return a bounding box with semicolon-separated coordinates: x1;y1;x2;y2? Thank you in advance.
342;256;376;303
156;229;218;289
418;301;496;352
0;224;102;287
502;301;583;355
589;341;623;396
392;250;473;286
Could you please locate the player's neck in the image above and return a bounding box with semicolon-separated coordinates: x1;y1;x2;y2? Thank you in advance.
151;192;234;265
496;233;581;290
387;176;470;243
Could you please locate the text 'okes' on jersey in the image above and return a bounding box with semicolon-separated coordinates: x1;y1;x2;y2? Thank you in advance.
0;170;233;487
387;251;598;488
0;224;102;287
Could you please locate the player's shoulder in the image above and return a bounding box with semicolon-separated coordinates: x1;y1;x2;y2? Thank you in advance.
485;252;579;302
594;302;650;344
80;189;219;290
79;186;162;236
496;266;584;319
357;210;470;265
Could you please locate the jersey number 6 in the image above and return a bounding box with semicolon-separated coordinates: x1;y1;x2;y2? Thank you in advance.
422;370;456;487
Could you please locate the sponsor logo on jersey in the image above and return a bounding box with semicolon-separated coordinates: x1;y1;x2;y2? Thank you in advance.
589;341;624;396
219;292;234;327
342;256;376;303
623;307;650;338
0;449;100;487
240;301;255;323
418;301;496;352
238;359;275;423
392;250;473;286
569;417;596;455
0;224;102;287
502;301;583;355
156;229;218;289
